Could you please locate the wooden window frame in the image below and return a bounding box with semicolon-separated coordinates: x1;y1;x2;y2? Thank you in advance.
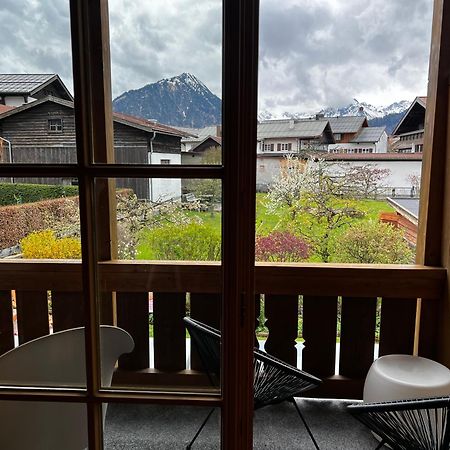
0;0;258;449
48;118;63;132
1;0;450;449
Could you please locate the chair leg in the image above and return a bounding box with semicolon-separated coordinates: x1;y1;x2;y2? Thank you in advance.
186;407;215;449
292;399;320;450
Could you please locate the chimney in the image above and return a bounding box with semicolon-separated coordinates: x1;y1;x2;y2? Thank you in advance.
216;125;222;137
315;113;325;120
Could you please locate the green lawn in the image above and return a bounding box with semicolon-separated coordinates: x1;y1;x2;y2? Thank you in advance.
183;193;394;238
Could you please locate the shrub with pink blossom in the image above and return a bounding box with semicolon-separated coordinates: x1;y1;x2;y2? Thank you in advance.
255;231;310;262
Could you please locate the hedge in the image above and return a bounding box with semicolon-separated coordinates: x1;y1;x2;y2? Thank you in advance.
0;196;79;249
0;183;78;206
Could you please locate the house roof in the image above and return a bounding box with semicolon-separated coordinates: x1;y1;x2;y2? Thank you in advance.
0;96;190;138
189;136;222;152
328;116;368;134
388;197;420;222
0;105;15;114
0;74;73;101
392;97;426;136
113;112;193;137
257;119;334;141
178;126;220;140
351;127;386;143
417;97;427;108
324;153;423;161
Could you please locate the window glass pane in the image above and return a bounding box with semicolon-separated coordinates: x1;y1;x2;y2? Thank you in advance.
0;2;76;164
257;0;431;265
0;178;80;259
0;176;84;388
95;178;222;394
105;403;220;449
99;0;223;165
0;401;88;449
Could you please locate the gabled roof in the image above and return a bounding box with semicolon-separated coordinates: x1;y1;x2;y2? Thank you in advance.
189;136;222;152
0;96;73;119
392;97;426;136
351;127;386;143
0;74;73;101
0;96;190;138
113;112;193;137
0;105;15;114
328;116;368;134
417;97;427;108
178;126;220;140
257;119;334;142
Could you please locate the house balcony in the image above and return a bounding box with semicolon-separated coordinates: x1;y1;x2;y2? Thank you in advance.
0;260;444;400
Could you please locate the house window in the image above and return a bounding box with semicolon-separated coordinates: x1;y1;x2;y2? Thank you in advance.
277;143;281;151
48;118;62;132
160;159;171;164
334;133;341;141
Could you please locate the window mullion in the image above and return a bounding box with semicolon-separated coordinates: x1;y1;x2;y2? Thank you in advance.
69;0;113;448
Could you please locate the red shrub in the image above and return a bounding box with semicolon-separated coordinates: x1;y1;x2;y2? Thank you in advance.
255;231;310;262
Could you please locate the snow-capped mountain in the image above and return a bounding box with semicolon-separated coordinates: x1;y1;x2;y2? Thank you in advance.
258;99;410;122
114;73;410;133
113;73;221;128
258;99;411;133
320;99;411;120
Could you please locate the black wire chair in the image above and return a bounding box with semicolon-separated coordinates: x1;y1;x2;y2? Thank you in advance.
184;316;322;449
347;396;450;450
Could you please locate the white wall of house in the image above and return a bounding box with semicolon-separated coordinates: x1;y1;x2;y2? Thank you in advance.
375;131;388;153
258;137;299;153
148;152;182;201
257;155;423;194
3;95;37;106
323;159;422;190
256;155;284;191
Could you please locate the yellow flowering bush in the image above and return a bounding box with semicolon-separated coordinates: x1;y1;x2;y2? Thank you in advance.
21;230;81;259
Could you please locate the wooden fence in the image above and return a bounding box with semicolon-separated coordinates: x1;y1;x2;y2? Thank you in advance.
0;260;445;398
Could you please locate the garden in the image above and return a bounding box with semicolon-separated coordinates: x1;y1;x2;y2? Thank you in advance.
6;156;415;265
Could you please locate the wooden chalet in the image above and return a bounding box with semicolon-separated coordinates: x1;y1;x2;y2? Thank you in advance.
0;74;73;106
0;96;190;200
392;96;427;153
0;0;450;449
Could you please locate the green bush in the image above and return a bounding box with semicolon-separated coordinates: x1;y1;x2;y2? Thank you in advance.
137;222;221;260
0;183;78;206
332;220;414;264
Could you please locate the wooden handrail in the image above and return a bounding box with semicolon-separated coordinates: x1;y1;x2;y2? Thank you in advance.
0;260;445;298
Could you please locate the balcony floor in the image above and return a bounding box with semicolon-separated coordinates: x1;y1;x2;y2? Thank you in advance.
104;398;378;449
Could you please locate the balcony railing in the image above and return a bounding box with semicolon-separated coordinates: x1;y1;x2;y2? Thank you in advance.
0;260;445;398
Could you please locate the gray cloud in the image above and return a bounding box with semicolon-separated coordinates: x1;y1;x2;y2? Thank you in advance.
0;0;432;114
258;0;432;113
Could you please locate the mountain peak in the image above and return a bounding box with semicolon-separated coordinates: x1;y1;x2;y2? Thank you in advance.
113;74;221;128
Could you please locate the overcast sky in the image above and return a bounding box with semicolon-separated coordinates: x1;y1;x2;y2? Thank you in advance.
0;0;433;115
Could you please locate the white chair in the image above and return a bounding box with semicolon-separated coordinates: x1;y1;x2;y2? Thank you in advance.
0;326;134;450
363;354;450;403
